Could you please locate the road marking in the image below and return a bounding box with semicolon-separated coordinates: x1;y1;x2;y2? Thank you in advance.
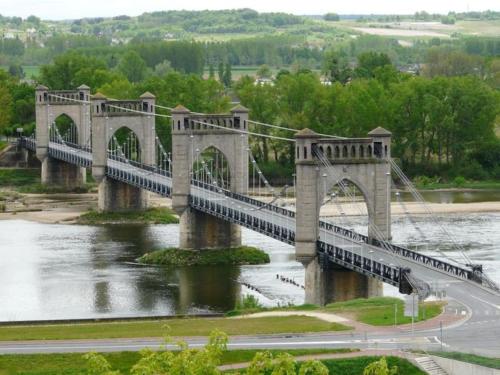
0;337;433;353
467;294;500;310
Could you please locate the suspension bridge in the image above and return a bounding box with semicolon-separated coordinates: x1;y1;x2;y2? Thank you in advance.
18;84;500;307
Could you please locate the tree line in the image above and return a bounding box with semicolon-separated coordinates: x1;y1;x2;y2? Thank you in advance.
1;48;498;183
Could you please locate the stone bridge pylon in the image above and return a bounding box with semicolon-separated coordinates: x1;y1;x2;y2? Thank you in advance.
91;92;156;211
294;127;392;305
171;104;249;249
35;85;91;188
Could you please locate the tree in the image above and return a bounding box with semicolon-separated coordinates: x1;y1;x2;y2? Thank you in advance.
154;60;173;77
363;357;398;375
0;86;13;135
8;64;24;78
356;52;392;78
322;50;350;83
39;51;108;89
423;48;484;78
26;15;41;26
223;63;232;87
256;64;271;79
117;50;149;83
217;62;224;84
324;13;340;21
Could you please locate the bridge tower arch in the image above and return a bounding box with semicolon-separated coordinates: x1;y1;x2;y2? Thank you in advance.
171;105;249;249
35;85;91;189
91;92;156;212
295;127;392;305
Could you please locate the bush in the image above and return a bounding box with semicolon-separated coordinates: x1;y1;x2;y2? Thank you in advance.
235;294;263;311
452;176;466;187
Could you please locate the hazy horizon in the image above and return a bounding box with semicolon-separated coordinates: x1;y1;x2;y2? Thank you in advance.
0;0;499;21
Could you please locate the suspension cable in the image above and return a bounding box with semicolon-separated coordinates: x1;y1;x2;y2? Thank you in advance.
190;119;295;142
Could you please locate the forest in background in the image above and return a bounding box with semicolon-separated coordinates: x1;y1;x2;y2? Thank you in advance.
0;9;499;183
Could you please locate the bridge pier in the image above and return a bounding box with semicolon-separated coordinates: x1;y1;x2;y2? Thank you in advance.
179;208;241;249
301;256;382;305
97;177;147;212
41;157;86;189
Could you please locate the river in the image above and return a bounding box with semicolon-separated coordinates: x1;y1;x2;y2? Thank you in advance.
0;191;499;322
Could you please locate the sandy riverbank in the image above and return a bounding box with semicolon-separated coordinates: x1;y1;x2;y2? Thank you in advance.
0;192;499;224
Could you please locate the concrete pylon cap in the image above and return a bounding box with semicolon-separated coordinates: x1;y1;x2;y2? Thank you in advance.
91;92;107;100
230;103;249;113
368;126;392;137
140;91;156;99
36;84;48;90
77;84;90;90
171;104;190;113
295;128;320;138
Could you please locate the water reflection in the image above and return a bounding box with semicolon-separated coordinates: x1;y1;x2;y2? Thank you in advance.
0;211;499;321
396;190;500;204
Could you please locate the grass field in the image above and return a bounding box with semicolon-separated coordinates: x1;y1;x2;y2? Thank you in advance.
0;65;40;78
0;316;351;341
324;297;443;326
322;356;425;375
0;168;39;187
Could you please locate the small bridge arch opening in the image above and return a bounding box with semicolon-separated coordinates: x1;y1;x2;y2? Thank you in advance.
53;113;79;145
319;178;373;238
108;126;142;162
192;146;231;191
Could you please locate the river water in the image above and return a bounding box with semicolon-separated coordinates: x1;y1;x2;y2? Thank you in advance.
0;192;499;321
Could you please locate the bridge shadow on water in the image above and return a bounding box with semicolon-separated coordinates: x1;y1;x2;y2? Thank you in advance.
88;224;240;316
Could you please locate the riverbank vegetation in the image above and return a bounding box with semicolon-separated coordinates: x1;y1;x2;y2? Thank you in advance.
138;246;270;266
77;207;178;225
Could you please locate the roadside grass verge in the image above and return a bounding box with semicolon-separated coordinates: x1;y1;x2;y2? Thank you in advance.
324;297;444;326
77;207;178;225
0;349;359;375
0;140;8;152
228;297;443;326
430;351;500;369
0;316;351;341
139;246;269;266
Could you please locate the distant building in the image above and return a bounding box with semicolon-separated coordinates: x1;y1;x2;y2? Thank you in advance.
320;77;332;86
254;78;275;86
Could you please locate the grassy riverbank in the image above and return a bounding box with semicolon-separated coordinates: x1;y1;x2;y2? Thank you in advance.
0;316;350;341
77;207;178;225
230;297;444;326
0;168;93;193
324;297;444;326
139;246;270;266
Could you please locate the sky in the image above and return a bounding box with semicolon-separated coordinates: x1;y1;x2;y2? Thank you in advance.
0;0;499;20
